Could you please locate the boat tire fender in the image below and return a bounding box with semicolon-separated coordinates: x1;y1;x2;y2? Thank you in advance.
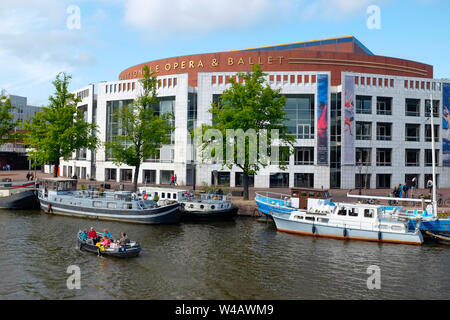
378;231;382;241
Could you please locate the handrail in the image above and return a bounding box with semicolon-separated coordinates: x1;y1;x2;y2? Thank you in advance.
255;191;290;201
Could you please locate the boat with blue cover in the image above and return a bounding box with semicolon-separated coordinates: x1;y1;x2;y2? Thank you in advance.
255;188;331;217
39;178;181;224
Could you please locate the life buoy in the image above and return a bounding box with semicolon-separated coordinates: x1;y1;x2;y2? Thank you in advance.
143;193;148;200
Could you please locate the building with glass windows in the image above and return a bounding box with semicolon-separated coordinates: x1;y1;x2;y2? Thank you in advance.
60;36;450;189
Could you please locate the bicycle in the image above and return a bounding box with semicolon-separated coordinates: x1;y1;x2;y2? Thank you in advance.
437;194;450;207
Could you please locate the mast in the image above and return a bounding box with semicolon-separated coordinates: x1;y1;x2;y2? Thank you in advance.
430;94;438;216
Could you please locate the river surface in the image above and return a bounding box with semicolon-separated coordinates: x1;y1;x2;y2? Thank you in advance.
0;209;449;300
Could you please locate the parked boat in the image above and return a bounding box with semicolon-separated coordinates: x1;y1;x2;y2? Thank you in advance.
272;200;424;245
77;232;141;258
39;178;181;224
138;187;238;221
255;188;331;217
0;182;40;210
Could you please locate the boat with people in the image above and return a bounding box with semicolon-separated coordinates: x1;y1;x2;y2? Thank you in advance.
255;188;331;217
272;198;424;245
0;181;40;210
77;229;141;258
38;178;181;224
138;186;238;221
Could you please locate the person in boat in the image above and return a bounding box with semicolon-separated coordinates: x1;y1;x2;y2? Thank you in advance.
102;228;113;240
101;234;111;248
79;230;88;241
119;232;130;247
88;227;100;244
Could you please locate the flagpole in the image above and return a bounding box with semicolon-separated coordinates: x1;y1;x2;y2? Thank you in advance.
430;94;437;216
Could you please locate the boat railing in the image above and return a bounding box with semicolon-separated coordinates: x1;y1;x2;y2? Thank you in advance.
255;191;290;202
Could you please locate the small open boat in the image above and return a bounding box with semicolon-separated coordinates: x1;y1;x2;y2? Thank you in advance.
77;233;141;258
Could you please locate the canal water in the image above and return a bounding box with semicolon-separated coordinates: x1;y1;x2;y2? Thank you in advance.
0;209;449;300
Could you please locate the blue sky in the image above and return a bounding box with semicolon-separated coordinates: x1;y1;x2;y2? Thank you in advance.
0;0;449;106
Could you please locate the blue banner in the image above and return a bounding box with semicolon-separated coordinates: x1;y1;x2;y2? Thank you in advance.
443;83;450;166
317;74;328;165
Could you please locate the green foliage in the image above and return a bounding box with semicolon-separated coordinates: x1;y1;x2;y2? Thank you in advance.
22;73;99;174
104;66;174;191
0;96;19;145
153;194;159;202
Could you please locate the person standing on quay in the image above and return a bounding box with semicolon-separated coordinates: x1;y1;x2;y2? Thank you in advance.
170;174;175;186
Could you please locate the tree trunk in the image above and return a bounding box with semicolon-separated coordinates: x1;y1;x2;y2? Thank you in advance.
243;171;249;200
133;164;140;193
54;159;60;177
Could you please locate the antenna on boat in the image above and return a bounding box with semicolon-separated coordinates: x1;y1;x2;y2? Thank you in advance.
430;94;438;217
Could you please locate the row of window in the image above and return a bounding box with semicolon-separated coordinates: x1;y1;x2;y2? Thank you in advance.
356;148;439;167
356;122;439;142
356;96;439;117
356;174;439;189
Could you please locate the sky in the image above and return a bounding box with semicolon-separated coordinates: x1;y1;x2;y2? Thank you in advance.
0;0;449;106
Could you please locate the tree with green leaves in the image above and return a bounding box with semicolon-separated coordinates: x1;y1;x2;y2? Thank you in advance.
197;64;295;200
0;95;19;146
22;73;99;177
104;65;174;192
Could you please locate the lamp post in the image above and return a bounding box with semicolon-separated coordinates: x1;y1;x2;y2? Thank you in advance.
357;160;362;195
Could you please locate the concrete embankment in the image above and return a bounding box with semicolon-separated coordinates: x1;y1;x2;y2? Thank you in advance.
232;198;263;217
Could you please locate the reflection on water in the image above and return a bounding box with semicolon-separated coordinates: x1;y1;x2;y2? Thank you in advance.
0;210;449;299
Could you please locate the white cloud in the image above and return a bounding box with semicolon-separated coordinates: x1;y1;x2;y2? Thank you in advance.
123;0;293;36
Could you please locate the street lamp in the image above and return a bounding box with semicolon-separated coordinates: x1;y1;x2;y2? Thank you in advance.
357;160;362;195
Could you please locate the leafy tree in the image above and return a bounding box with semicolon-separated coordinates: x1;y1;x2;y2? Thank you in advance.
0;95;19;145
197;64;295;200
104;65;174;192
22;73;99;177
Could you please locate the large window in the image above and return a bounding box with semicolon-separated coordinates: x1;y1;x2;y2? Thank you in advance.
294;173;314;188
356;95;372;114
105;168;117;181
376;174;391;189
425;149;439;167
405;149;420;166
376;122;392;141
330;93;342;142
120;169;132;182
295;147;314;165
211;171;230;187
356;148;371;166
425;124;439;142
376;148;392;166
151;96;176;144
425;99;440;117
187;92;197;132
405;98;420;116
405;124;420;142
143;170;156;184
235;172;254;187
283;94;315;139
270;173;289;188
355;174;371;189
356;122;372;140
105;99;133;160
376;97;392;115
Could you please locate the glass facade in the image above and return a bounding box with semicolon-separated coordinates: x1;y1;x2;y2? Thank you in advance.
283;94;315;139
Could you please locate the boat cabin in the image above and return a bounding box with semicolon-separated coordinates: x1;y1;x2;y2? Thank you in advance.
42;178;77;196
290;188;330;209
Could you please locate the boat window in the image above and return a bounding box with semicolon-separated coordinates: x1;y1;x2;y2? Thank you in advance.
173;193;177;199
93;201;102;208
309;192;315;197
391;225;403;231
349;208;358;217
294;215;303;220
317;218;329;223
364;209;373;218
123;203;133;210
107;202;117;209
162;192;165;198
338;208;347;216
167;193;171;199
379;224;388;230
305;216;315;221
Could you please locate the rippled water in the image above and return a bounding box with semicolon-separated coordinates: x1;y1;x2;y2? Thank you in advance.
0;210;449;300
